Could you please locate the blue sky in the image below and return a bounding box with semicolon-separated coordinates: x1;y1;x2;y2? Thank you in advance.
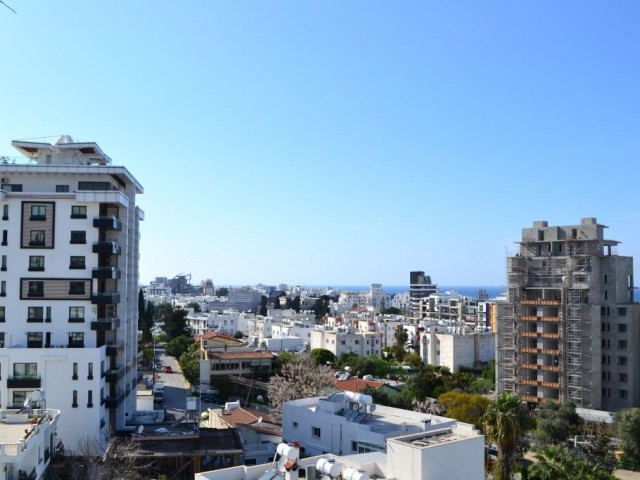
1;1;639;287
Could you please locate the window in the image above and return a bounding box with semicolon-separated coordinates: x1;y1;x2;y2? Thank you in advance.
88;390;93;408
70;231;86;244
30;205;46;221
14;363;37;378
0;307;4;322
1;255;5;271
2;184;22;192
620;390;628;400
604;274;608;284
619;340;628;349
29;230;45;246
2;205;7;220
69;307;85;322
27;332;42;348
1;230;6;245
28;307;44;322
619;356;628;366
71;206;87;219
28;281;44;297
1;281;5;297
56;185;69;193
619;373;628;382
78;181;113;191
312;426;321;438
72;363;78;380
88;362;93;380
69;281;85;295
617;307;628;317
68;332;84;348
72;390;78;408
618;324;627;333
0;332;4;348
292;421;298;428
69;256;85;269
46;307;51;323
28;256;44;271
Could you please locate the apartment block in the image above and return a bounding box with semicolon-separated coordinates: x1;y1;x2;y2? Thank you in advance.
0;136;143;450
497;218;639;410
409;271;437;319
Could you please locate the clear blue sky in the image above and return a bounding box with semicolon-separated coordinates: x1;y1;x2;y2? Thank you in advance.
1;1;639;287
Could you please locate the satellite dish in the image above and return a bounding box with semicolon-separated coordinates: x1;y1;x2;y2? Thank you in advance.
29;390;44;403
137;425;144;434
257;416;263;423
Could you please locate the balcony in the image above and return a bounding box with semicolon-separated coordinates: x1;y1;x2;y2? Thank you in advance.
91;317;120;331
106;342;124;356
519;315;560;322
92;267;121;280
91;292;121;305
105;367;125;383
519;363;561;372
520;331;560;339
93;216;122;231
104;392;124;409
7;375;41;388
520;346;560;355
519;379;560;389
92;241;121;255
520;299;560;306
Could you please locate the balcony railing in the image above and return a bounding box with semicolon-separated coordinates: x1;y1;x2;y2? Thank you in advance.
104;392;124;409
106;342;124;356
91;293;121;305
519;315;560;322
7;375;41;388
105;367;125;382
92;267;121;280
92;241;121;255
519;363;561;372
93;216;122;231
91;317;120;331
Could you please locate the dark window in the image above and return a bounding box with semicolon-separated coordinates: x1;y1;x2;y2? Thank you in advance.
618;323;627;333
69;256;85;269
28;256;44;271
1;255;6;271
30;205;46;221
1;230;6;245
619;356;628;366
14;362;37;378
78;182;113;191
69;282;85;295
72;362;78;380
88;362;93;380
2;205;7;220
29;230;45;246
0;306;5;322
28;281;44;297
617;307;627;317
56;185;69;193
0;332;4;347
69;307;84;322
88;390;93;408
2;184;22;192
70;231;86;244
71;206;87;219
312;426;321;438
72;390;78;408
620;390;628;400
0;281;5;296
28;307;44;322
620;373;628;382
619;340;628;349
68;332;84;348
27;332;42;348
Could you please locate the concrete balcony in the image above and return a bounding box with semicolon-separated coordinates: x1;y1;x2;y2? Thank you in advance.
106;342;124;356
92;241;121;255
92;267;121;280
105;367;125;383
91;317;121;331
104;392;124;409
93;216;122;231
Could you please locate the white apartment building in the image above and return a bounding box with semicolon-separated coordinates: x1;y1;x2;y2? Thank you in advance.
420;329;495;372
310;326;382;357
0;406;61;480
390;290;410;312
1;136;143;451
187;310;242;337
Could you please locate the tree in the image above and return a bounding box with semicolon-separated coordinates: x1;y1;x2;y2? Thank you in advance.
179;350;200;387
380;306;402;315
233;331;245;339
138;289;150;342
290;295;301;313
310;348;336;366
528;445;615;480
532;400;583;446
615;407;640;468
392;325;408;362
155;304;190;339
403;352;423;369
259;295;268;316
267;355;335;422
313;295;331;319
166;335;196;359
185;302;201;313
483;393;534;480
216;287;229;297
578;422;617;475
406;366;444;399
438;392;490;429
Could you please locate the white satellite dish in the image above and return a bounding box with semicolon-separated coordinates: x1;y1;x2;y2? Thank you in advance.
137;425;144;434
29;390;44;403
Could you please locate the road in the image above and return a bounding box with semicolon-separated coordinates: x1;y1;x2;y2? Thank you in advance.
154;353;190;421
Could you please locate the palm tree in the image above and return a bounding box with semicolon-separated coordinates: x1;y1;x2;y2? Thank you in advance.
482;393;533;480
528;446;615;480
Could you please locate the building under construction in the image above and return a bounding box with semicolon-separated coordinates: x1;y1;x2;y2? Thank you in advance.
497;218;640;411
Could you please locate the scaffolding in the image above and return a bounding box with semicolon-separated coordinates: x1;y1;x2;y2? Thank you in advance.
563;240;592;407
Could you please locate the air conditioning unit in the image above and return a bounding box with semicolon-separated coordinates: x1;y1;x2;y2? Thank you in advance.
0;178;9;184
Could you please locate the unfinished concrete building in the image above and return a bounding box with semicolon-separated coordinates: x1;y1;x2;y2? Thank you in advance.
497;218;639;411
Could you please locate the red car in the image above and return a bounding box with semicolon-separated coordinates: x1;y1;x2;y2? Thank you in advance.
164;366;173;373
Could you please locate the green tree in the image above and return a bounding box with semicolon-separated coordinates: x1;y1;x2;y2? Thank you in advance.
138;289;151;342
532;400;583;446
403;352;423;369
313;295;331;319
216;287;229;297
310;348;336;366
380;306;402;315
578;422;617;475
528;445;615;480
185;302;201;313
155;304;190;339
166;335;196;359
178;350;200;386
407;367;444;399
259;295;268;316
393;325;408;362
483;393;534;480
233;331;245;339
438;392;490;429
290;295;301;313
615;407;640;468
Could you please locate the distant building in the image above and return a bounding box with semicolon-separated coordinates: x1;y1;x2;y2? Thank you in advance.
409;271;437;319
497;218;640;410
310;326;382;357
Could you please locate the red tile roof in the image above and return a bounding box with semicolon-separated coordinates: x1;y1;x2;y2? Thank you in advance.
209;351;276;360
221;407;275;427
334;378;385;393
202;332;242;342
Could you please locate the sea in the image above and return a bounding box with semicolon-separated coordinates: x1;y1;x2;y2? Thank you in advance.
303;285;506;300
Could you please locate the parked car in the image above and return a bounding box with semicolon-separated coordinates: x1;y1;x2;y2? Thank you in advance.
164;366;173;373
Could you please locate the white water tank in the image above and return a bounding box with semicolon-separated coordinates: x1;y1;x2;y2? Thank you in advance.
343;467;370;480
316;458;342;477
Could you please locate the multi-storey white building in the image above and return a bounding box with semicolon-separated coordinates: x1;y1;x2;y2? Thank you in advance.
310;326;382;357
420;329;495;372
1;136;143;451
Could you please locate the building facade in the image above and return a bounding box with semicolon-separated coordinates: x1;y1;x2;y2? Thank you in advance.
497;218;640;410
409;271;437;319
1;136;143;450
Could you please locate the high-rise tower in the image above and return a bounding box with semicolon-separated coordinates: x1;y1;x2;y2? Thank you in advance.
409;271;437;319
1;136;143;450
497;218;639;410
